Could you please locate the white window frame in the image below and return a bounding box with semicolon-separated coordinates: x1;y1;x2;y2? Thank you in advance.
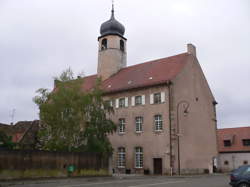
150;92;166;104
117;147;126;168
118;118;126;134
135;95;142;105
142;95;145;105
119;98;125;108
135;116;143;133
135;147;143;168
153;93;161;104
154;115;163;131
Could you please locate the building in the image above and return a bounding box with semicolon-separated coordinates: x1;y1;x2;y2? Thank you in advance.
80;5;218;175
0;121;39;149
217;127;250;172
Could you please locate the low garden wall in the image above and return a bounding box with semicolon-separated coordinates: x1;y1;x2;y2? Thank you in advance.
0;150;109;180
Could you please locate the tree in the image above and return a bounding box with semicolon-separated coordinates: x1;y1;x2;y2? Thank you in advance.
33;68;116;153
0;130;16;150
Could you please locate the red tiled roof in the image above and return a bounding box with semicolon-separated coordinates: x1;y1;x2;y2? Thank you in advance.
81;53;190;93
217;127;250;152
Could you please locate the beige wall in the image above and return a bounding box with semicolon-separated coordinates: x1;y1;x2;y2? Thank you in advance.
97;35;127;80
107;86;171;174
105;54;218;175
171;55;218;174
218;153;250;172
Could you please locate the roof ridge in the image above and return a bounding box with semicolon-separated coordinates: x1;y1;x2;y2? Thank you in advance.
83;52;189;78
218;126;250;130
122;52;189;70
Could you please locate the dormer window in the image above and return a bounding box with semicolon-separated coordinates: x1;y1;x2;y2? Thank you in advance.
120;40;124;51
101;38;107;50
223;140;231;147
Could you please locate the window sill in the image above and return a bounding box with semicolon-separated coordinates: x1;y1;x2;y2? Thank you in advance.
118;132;125;135
135;131;143;134
154;130;163;133
117;166;125;169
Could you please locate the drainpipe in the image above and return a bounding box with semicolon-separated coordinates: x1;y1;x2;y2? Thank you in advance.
167;81;173;176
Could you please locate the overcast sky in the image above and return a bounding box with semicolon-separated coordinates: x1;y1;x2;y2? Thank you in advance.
0;0;249;128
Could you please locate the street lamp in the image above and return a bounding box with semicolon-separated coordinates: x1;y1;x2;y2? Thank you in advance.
176;100;190;175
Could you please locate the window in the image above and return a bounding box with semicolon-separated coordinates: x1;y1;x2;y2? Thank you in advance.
242;139;250;146
224;160;229;165
154;115;163;131
150;92;165;104
135;147;143;168
120;40;125;51
135;96;142;105
243;161;248;165
105;100;113;107
131;95;145;106
135;117;143;133
117;147;126;168
118;118;125;134
101;38;107;50
119;98;125;108
153;93;161;104
224;140;231;147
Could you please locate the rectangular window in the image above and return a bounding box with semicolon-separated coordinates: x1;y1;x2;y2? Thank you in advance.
153;93;161;104
105;100;113;107
119;98;125;108
135;116;143;133
135;96;142;105
154;115;163;131
223;140;231;147
242;139;250;146
135;147;143;168
119;118;125;134
117;147;126;168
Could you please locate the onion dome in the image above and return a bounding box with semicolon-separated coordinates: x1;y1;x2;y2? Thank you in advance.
100;6;125;37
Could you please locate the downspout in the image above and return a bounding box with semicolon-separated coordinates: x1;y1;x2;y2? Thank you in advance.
167;81;173;176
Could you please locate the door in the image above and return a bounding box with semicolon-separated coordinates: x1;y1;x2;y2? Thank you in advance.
153;158;162;175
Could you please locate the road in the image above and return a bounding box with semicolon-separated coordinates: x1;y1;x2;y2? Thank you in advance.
1;174;230;187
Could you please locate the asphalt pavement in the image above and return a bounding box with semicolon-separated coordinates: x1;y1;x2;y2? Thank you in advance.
0;174;230;187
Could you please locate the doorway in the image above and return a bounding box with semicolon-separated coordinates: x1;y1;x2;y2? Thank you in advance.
153;158;162;175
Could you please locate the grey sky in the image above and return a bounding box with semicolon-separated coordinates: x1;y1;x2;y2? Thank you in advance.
0;0;249;128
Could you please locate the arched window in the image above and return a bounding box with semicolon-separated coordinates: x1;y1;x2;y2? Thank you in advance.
135;147;143;168
117;147;126;168
101;38;107;50
120;40;125;51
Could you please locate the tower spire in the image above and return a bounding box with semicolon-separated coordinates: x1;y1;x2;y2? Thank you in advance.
111;0;114;18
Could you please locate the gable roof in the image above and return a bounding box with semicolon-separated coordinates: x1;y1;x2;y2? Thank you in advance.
217;127;250;153
81;53;190;93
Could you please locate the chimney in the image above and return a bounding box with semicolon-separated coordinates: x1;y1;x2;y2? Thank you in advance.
187;43;196;57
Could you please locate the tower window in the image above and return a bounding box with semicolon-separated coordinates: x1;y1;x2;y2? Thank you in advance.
101;38;107;50
120;40;124;51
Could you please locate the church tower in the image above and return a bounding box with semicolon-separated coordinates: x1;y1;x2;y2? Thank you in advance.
97;4;127;80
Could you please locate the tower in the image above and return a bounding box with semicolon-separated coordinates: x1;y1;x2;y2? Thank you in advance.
97;4;127;80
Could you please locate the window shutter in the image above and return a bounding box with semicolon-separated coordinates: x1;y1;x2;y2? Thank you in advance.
161;92;165;103
142;95;145;105
125;97;129;107
150;94;154;104
116;99;119;108
131;96;135;106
